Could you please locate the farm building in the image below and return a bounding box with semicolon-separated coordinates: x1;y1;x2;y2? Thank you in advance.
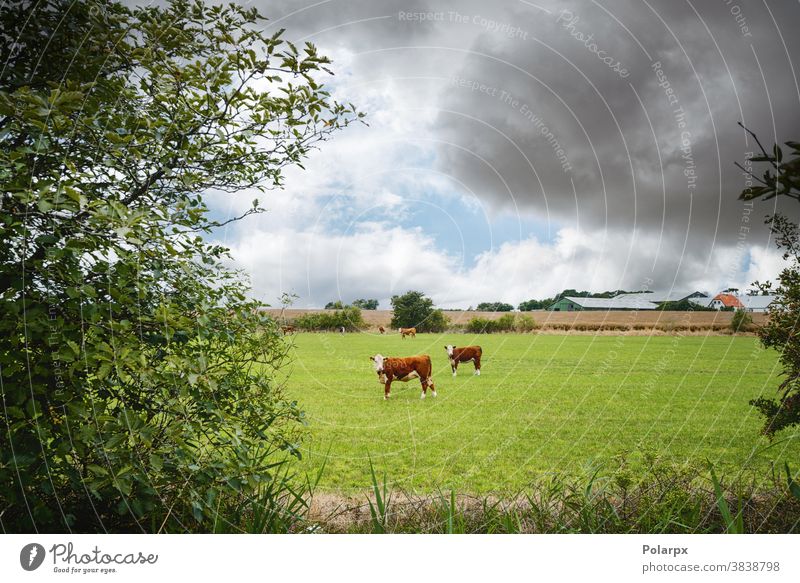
688;296;713;308
740;295;777;313
620;291;708;304
547;291;708;311
548;295;659;311
709;293;744;310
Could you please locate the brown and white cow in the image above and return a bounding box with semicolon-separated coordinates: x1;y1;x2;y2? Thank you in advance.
281;325;295;335
370;354;436;400
378;326;386;334
445;345;482;376
399;327;416;339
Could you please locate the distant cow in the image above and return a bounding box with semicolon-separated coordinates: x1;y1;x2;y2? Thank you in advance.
378;326;385;334
445;345;482;376
281;325;295;335
370;354;436;400
339;326;345;334
399;327;416;339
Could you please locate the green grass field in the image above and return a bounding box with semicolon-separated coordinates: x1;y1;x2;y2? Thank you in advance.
282;332;800;494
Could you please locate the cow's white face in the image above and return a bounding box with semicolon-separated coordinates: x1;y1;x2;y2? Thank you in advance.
445;345;455;357
370;354;387;383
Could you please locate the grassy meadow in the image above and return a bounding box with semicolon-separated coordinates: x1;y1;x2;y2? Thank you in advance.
281;331;800;495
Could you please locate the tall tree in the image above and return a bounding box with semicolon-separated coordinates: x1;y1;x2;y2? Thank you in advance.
0;0;361;532
352;298;379;310
390;291;448;332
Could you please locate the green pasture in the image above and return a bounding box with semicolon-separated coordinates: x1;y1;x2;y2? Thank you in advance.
281;332;800;494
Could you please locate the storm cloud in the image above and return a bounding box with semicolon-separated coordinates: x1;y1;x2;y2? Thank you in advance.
218;0;800;306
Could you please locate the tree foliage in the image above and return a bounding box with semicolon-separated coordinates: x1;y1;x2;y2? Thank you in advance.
475;302;514;312
736;123;800;203
390;291;448;333
352;298;379;310
0;0;361;532
466;314;515;333
294;306;366;331
731;309;753;333
737;128;800;436
324;298;378;310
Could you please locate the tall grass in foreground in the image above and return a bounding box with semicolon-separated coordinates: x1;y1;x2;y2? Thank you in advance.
307;453;800;534
202;452;800;533
210;452;328;534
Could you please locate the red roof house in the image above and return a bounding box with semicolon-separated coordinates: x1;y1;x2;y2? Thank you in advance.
710;293;744;309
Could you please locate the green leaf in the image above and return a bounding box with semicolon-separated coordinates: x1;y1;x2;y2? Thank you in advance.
786;463;800;501
37;198;53;213
88;464;109;477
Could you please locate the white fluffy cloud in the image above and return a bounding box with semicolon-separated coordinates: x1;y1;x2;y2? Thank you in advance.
226;220;787;308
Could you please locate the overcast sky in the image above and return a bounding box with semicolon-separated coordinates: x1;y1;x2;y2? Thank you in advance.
207;0;800;309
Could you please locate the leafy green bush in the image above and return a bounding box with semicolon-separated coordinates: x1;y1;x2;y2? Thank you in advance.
515;314;540;332
466;317;491;333
495;314;516;331
294;306;367;331
466;314;516;333
424;309;450;333
0;0;360;532
731;309;753;333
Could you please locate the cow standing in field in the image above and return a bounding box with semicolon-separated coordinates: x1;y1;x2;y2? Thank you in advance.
378;326;385;334
399;327;416;339
370;354;436;400
281;325;295;335
445;345;482;376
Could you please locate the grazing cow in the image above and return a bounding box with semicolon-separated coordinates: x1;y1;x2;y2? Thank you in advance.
399;327;416;339
378;326;386;334
339;326;345;334
281;325;295;335
445;345;482;376
370;354;436;400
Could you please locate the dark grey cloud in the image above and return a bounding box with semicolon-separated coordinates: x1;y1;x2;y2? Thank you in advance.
435;0;799;241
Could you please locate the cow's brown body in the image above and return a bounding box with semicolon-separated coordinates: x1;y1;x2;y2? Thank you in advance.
371;354;435;399
446;345;482;376
399;327;416;338
281;325;295;335
379;326;386;334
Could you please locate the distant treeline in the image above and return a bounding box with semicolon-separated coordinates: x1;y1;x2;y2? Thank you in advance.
325;299;378;310
475;302;514;311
